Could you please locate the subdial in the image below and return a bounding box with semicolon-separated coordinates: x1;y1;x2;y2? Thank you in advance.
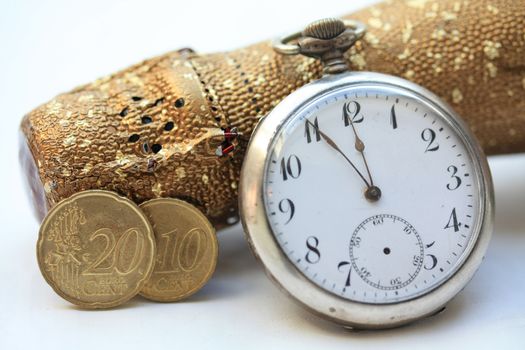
350;214;424;291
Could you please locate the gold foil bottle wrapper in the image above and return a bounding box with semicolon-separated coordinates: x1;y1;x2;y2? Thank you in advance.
19;0;525;228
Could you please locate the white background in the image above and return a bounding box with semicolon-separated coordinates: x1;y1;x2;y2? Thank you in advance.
0;0;524;349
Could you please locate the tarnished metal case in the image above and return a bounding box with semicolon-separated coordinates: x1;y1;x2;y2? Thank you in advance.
239;72;494;329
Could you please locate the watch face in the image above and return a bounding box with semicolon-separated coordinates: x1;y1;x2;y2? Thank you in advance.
262;83;484;304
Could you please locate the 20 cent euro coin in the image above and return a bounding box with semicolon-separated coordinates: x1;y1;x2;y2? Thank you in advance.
37;190;156;308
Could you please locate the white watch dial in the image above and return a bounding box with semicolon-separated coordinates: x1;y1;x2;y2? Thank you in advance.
263;86;481;304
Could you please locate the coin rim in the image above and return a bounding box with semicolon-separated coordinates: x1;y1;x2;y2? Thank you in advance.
138;198;218;302
37;190;157;309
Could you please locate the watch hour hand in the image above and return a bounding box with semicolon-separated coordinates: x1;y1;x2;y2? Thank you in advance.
343;103;381;201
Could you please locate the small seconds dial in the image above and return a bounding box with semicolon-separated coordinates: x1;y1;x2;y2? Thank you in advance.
350;214;424;291
263;85;481;304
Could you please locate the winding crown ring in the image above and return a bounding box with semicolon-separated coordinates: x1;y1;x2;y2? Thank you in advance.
272;19;367;55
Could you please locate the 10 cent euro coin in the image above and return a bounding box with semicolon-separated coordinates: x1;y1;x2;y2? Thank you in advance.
139;198;218;302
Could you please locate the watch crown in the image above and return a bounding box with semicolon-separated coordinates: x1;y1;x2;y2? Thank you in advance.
273;18;366;75
303;18;346;40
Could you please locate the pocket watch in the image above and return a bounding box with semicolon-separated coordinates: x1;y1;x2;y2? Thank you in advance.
239;18;494;329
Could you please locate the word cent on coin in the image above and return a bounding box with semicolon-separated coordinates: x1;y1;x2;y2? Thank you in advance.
37;190;156;309
139;198;218;302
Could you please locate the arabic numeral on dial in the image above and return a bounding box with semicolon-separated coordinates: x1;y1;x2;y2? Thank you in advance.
359;266;371;278
390;277;402;286
421;128;439;152
373;217;384;225
444;208;462;232
413;254;423;266
305;236;321;264
304;117;321;143
337;261;352;287
350;236;361;248
424;254;438;270
280;155;301;181
342;101;363;126
278;198;295;224
446;165;462;190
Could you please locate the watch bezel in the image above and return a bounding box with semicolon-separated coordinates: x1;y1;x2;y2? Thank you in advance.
239;71;494;329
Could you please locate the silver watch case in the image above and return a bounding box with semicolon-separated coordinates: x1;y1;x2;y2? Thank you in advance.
239;71;494;329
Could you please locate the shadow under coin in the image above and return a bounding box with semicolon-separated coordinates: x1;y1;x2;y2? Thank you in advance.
195;223;264;299
136;223;264;304
63;295;149;311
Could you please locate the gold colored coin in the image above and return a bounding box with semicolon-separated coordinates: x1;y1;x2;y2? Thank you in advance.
139;198;218;302
37;190;156;309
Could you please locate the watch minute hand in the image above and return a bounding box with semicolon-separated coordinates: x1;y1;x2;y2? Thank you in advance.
306;119;371;188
